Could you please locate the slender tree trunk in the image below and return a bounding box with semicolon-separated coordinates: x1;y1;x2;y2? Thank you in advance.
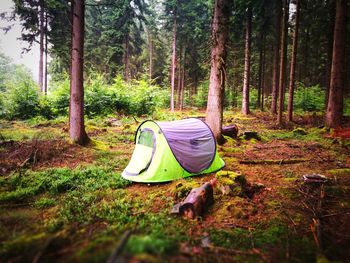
261;36;266;110
326;0;347;128
180;66;185;110
170;3;177;112
242;5;252;115
44;10;48;95
257;31;265;109
123;33;131;81
277;0;289;125
287;0;300;122
148;30;153;80
180;47;186;110
39;0;44;92
176;45;182;109
69;0;89;145
271;0;282;114
325;0;336;107
206;0;231;144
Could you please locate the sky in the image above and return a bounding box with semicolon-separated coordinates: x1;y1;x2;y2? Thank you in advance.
0;0;40;83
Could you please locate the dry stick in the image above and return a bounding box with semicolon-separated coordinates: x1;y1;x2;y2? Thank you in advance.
239;158;308;165
107;230;132;263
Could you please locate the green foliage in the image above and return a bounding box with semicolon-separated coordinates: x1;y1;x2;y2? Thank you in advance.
34;197;56;209
0;166;131;203
293;83;326;112
0;65;40;120
126;235;177;255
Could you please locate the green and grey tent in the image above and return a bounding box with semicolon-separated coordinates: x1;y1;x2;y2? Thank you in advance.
122;118;225;183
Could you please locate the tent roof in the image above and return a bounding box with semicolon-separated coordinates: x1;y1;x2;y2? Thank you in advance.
137;118;216;173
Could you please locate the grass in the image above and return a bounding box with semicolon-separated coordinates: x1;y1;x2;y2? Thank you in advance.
0;166;131;203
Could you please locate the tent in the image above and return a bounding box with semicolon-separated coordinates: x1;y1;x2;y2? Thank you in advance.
122;118;225;183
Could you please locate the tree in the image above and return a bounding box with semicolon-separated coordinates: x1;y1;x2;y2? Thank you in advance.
241;4;252;115
271;0;282;115
170;1;177;112
287;0;300;122
326;0;347;128
277;0;289;125
69;0;89;145
206;0;231;144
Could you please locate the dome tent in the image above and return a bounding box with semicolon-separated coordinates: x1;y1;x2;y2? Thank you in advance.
122;118;225;183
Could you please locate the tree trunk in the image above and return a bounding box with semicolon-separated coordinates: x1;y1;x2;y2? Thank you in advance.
206;0;231;144
170;3;177;112
69;0;89;145
123;33;131;81
38;0;44;92
326;0;347;128
257;31;265;109
180;48;186;111
44;10;48;95
148;29;153;80
287;0;300;122
261;36;266;110
271;0;282;115
277;0;289;125
176;45;182;109
241;5;252;115
325;1;336;107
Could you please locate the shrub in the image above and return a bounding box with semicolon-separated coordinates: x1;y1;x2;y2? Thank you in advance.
1;65;40;120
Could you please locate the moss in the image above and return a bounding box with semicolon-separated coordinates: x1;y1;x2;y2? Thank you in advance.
327;168;350;177
171;179;200;200
293;128;307;135
125;235;178;255
34;197;56;209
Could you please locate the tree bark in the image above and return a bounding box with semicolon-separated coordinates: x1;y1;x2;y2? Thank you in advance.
206;0;231;144
123;32;131;81
180;48;186;111
170;3;177;112
38;0;44;92
44;10;48;95
287;0;300;122
271;0;282;115
176;45;182;109
261;37;266;110
326;0;347;128
257;31;265;109
148;29;153;80
69;0;89;145
241;5;252;115
277;0;289;125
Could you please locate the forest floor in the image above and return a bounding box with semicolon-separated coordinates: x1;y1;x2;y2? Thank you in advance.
0;110;350;263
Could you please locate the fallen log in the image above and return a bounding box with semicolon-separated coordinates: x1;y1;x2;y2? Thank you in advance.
222;125;239;138
239;158;308;165
172;179;216;219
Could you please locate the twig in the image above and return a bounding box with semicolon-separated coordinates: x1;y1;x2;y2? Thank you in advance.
107;230;132;263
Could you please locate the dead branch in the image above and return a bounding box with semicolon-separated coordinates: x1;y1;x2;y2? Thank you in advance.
239;158;308;165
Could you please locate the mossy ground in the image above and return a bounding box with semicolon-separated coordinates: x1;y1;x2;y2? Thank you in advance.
0;110;349;262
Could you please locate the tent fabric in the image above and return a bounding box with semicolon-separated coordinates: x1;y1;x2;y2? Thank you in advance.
122;118;225;183
157;119;216;173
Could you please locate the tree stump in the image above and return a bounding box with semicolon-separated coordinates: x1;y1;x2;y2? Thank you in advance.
222;125;239;138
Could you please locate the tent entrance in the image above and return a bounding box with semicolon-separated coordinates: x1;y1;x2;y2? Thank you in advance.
123;129;156;176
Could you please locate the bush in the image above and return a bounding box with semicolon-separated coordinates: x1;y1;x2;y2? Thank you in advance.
1;65;41;120
293;83;325;112
49;74;168;118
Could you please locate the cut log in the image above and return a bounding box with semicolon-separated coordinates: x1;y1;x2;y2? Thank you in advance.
242;131;260;140
178;179;216;219
222;125;239;138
